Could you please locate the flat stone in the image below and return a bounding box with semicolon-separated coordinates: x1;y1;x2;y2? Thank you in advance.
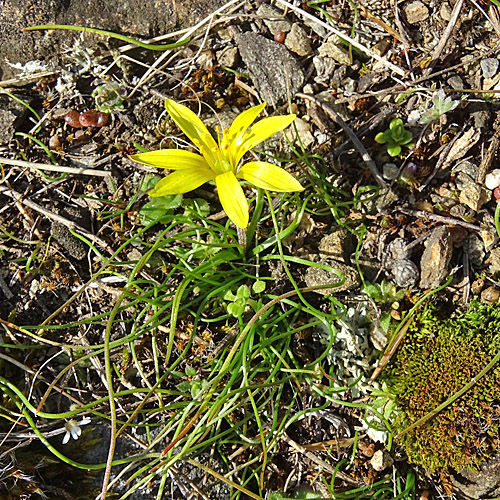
481;58;500;79
285;117;314;149
0;94;28;144
489;248;500;275
318;38;352;66
459;182;491;211
404;1;429;23
304;259;360;295
370;450;394;471
451;454;500;500
51;222;88;260
216;46;239;68
235;32;304;105
419;226;453;289
256;4;292;34
372;38;391;57
284;23;312;56
318;228;356;261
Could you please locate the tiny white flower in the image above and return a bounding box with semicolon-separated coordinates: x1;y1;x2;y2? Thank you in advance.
407;109;421;126
62;417;91;444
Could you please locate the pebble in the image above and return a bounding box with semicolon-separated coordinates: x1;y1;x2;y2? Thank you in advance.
404;1;429;24
285;117;315;149
485;169;500;190
481;58;500;79
318;38;352;66
284;23;312;56
391;258;419;288
459;182;491;211
372;38;391;57
383;163;399;181
216;46;239;68
370;450;394;471
257;4;292;34
488;248;500;275
481;286;500;304
440;2;452;21
419;226;453;289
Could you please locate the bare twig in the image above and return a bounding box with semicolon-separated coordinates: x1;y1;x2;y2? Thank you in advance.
477;110;500;184
0;185;115;256
424;0;465;76
297;92;387;188
0;157;110;177
395;207;483;232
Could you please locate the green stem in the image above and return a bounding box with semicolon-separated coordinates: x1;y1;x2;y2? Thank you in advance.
24;24;190;51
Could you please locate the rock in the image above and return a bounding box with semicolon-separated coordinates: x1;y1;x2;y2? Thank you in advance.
372;38;391;57
51;222;88;260
216;46;239;68
481;58;500;79
304;259;360;295
440;2;452;21
447;75;464;90
419;226;453;289
235;32;304;105
464;234;485;267
485;169;500;189
318;228;356;261
404;1;429;23
0;0;229;81
256;4;292;34
285;117;314;149
383;163;399;181
0;94;30;144
451;454;500;500
481;286;500;304
284;24;312;56
488;248;500;275
370;450;394;471
479;229;498;252
318;38;352;66
459;182;491;211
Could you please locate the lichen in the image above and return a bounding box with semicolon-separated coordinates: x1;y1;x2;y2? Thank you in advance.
382;300;500;473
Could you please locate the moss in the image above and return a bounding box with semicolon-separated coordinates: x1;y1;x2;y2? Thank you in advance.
382;300;500;473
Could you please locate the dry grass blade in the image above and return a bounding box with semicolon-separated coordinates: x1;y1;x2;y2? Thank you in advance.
0;157;110;177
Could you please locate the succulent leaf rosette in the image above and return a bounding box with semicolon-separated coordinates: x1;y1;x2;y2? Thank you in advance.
375;118;413;157
130;99;304;228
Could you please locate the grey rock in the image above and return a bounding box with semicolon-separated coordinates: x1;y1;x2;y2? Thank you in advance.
447;75;464;90
481;58;500;79
284;23;312;56
404;0;429;23
216;46;239;68
318;38;351;65
318;228;356;261
0;0;228;80
51;222;88;260
371;38;391;57
451;454;500;500
0;94;29;144
453;160;478;178
459;182;491;211
235;32;304;105
488;248;500;275
419;226;453;289
464;233;485;267
257;4;292;34
304;259;360;295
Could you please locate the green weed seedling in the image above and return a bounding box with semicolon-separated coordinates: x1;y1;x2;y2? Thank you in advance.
223;280;265;317
375;118;413;157
92;81;125;112
419;89;459;124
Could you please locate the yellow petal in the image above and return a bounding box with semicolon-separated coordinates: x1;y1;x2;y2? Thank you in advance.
150;167;215;196
238;161;304;192
233;114;296;166
226;102;266;147
164;99;219;168
129;149;210;170
215;171;249;228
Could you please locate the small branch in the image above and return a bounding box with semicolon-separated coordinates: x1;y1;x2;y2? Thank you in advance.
297;93;387;189
0;157;110;177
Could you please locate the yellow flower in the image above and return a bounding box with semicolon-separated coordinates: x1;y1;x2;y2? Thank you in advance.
130;99;304;228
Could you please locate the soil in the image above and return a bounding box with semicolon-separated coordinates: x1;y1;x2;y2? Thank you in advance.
1;0;500;499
